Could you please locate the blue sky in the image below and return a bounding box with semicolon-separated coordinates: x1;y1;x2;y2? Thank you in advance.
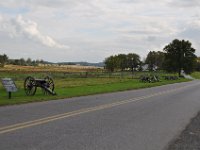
0;7;29;15
0;0;200;62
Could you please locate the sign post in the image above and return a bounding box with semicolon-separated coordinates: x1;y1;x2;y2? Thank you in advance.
1;78;18;99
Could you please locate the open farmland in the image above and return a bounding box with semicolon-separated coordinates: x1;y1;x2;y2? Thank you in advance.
0;64;103;72
0;65;190;106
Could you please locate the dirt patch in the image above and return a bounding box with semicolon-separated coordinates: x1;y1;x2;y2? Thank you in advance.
167;111;200;150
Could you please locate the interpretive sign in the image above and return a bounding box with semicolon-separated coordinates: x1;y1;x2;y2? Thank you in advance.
1;78;17;99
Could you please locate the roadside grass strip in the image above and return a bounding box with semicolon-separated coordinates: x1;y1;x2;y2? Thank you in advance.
0;78;190;106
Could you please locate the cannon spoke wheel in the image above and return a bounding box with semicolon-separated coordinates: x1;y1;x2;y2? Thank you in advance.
24;76;37;96
43;76;54;95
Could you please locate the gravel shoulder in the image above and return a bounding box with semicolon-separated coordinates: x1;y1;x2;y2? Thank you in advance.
167;111;200;150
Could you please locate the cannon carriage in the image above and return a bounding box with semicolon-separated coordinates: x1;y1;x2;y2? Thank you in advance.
24;76;56;96
163;76;179;80
140;75;159;83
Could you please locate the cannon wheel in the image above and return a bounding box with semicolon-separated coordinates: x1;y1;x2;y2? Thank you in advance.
24;76;37;96
42;76;54;95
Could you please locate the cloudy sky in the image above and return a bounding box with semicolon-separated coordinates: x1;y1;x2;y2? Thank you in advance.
0;0;200;62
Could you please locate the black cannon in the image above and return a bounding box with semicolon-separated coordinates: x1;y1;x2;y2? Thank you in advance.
24;76;56;96
163;76;179;80
140;75;159;83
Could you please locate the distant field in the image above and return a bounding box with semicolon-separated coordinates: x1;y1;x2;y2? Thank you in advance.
0;67;190;106
0;64;103;72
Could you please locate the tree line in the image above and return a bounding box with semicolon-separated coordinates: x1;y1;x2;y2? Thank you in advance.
105;39;198;76
0;54;44;67
104;53;141;72
0;39;199;76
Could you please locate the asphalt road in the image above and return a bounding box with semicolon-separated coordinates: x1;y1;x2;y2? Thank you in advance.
1;80;200;150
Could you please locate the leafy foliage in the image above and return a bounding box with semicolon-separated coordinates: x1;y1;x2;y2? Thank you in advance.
116;54;127;71
104;56;116;72
104;53;141;72
0;54;8;67
195;57;200;71
163;39;197;75
145;51;165;71
127;53;141;71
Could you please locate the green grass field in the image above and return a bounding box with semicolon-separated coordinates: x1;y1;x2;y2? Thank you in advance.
191;72;200;79
0;71;190;106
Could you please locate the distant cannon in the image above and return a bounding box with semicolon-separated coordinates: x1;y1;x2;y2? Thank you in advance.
163;76;179;80
140;75;159;83
24;76;56;96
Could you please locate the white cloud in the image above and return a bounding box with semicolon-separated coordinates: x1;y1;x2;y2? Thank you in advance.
188;20;200;29
0;0;200;62
0;15;69;49
168;0;200;8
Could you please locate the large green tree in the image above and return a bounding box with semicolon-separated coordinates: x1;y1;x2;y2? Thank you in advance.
195;57;200;71
26;58;32;66
104;55;117;72
163;39;197;76
127;53;141;71
0;54;8;67
145;51;165;71
116;54;127;71
104;53;141;72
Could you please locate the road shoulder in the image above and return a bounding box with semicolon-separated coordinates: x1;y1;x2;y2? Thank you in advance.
167;111;200;150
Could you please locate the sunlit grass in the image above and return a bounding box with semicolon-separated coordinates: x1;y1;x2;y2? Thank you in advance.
0;76;189;106
191;72;200;79
0;69;189;106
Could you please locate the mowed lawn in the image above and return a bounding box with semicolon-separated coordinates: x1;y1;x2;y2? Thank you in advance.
191;72;200;79
0;74;189;106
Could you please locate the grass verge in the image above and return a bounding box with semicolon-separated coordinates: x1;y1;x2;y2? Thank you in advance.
191;72;200;79
0;78;190;106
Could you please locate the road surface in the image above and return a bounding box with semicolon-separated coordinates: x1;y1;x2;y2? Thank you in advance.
0;80;200;150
